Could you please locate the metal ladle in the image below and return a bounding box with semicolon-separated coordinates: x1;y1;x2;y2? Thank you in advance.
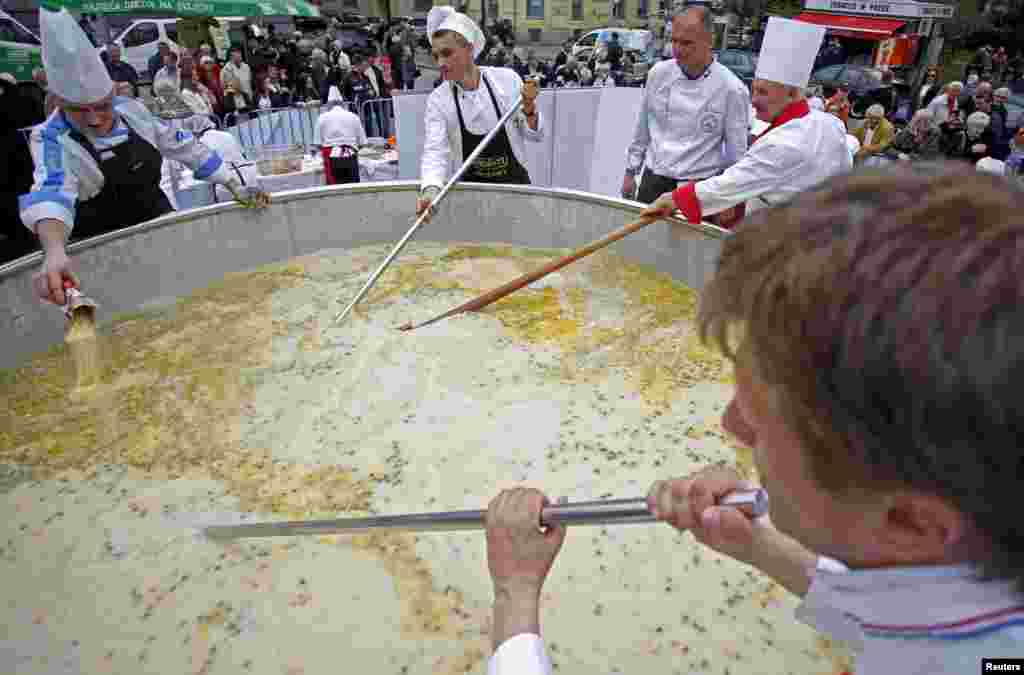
200;488;767;540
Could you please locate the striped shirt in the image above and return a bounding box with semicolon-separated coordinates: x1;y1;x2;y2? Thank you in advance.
19;96;232;238
796;557;1024;673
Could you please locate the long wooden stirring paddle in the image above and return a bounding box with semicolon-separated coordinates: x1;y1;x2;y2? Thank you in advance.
397;215;658;332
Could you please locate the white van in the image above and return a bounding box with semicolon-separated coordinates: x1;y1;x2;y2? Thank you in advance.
106;19;180;81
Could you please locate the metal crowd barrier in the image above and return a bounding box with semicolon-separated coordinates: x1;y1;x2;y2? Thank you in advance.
361;98;394;139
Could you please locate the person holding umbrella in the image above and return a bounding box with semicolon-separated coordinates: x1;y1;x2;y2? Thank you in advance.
416;6;541;221
20;9;268;307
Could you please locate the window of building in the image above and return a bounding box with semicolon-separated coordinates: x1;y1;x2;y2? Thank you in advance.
488;0;500;17
527;0;544;19
572;0;584;19
638;0;648;17
612;0;624;20
414;0;433;10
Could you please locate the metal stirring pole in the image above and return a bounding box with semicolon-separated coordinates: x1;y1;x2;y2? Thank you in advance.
334;90;530;325
200;489;768;540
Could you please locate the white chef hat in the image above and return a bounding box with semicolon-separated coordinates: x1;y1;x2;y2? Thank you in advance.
427;6;485;59
976;157;1006;176
40;8;113;104
755;17;826;90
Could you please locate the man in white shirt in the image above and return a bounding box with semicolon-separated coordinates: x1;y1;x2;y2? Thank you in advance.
152;49;181;97
220;47;253;100
926;80;963;125
643;17;850;229
415;6;542;220
317;87;367;184
623;6;749;227
481;164;1024;675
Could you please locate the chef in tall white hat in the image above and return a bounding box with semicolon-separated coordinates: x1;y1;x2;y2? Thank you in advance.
415;5;543;221
21;8;268;307
643;16;851;228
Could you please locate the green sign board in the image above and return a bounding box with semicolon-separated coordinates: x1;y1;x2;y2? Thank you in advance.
38;0;321;17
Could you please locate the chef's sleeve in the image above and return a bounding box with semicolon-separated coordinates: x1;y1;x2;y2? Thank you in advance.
511;71;544;142
625;83;653;175
19;123;80;238
486;634;553;675
672;138;806;222
420;92;451;192
722;84;751;168
134;100;233;185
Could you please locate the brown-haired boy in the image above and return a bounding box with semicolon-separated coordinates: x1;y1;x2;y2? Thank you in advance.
483;165;1024;673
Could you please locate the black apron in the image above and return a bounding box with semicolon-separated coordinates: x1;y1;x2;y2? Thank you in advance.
452;73;531;185
325;145;361;185
67;117;173;243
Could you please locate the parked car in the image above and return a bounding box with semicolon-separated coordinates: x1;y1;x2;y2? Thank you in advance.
714;48;757;88
101;18;180;82
810;64;898;118
571;28;655;67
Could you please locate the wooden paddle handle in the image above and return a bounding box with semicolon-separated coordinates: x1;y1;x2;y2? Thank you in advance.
398;215;659;331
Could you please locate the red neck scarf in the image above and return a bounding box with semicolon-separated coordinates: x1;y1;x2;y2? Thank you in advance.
754;99;811;143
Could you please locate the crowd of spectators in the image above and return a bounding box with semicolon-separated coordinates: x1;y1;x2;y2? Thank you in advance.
812;47;1022;179
97;17;424;129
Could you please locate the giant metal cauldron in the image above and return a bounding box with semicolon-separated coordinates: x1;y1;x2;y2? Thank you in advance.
0;182;727;370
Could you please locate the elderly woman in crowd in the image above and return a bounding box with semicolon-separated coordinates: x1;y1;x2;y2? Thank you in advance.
960;111;996;163
927;80;963;124
887;108;942;161
852;104;894;165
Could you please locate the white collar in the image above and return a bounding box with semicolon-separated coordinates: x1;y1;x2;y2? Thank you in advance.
797;558;1024;648
452;77;483;94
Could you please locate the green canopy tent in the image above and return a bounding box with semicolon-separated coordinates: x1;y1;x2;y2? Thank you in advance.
39;0;320;52
37;0;320;18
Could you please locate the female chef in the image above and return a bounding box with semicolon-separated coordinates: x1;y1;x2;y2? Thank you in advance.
21;9;267;307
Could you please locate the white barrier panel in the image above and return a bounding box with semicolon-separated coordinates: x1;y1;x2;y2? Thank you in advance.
228;108;322;149
521;89;556;186
588;87;645;198
394;86;645;194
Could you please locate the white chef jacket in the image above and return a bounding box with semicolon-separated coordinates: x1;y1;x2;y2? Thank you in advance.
420;67;545;191
671;99;852;223
196;128;259;201
19;96;233;237
486;557;1024;675
626;59;750;181
317;105;367;149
